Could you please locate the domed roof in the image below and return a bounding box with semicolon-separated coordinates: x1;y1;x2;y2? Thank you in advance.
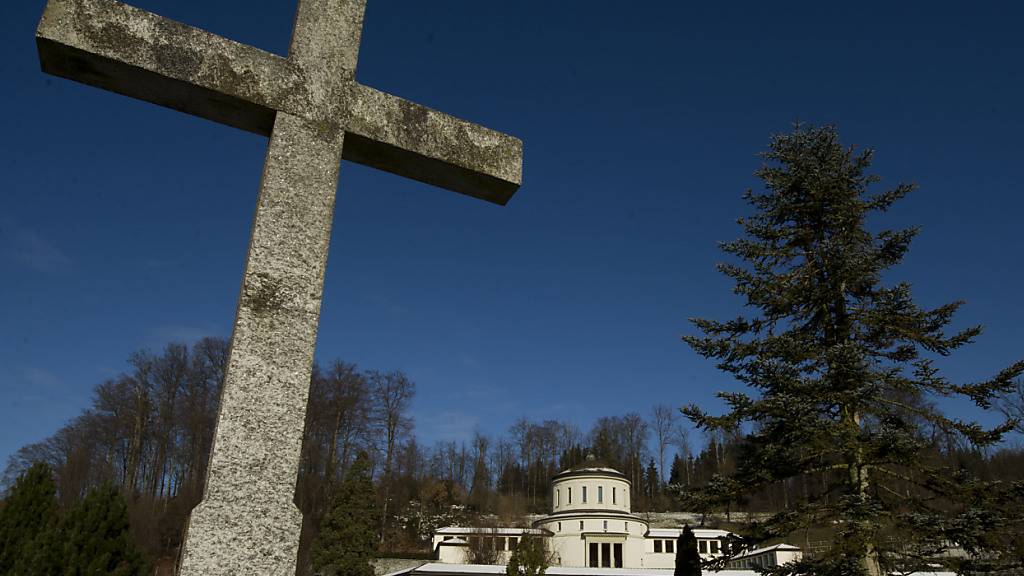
551;465;628;482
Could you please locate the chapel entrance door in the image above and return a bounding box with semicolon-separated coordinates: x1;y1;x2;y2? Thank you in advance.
586;537;625;567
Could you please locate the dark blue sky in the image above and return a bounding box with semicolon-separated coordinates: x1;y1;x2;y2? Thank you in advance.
3;0;1023;466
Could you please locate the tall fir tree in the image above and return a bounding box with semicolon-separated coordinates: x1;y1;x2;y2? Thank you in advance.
682;124;1024;576
59;483;148;575
311;451;379;576
0;462;58;575
675;524;701;576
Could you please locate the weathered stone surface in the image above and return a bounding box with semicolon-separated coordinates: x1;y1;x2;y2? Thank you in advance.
36;0;522;204
37;0;305;135
36;0;524;574
342;84;522;203
178;110;343;575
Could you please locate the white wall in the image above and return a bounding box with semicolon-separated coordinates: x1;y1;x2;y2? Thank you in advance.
538;514;648;568
436;546;516;565
727;547;803;570
551;474;630;514
642;537;729;568
437;545;469;564
433;534;525;565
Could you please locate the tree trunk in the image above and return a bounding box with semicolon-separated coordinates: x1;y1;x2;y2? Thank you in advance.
125;384;147;494
849;410;881;576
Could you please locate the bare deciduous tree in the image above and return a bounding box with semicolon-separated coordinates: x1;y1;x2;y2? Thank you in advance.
998;377;1024;434
469;430;491;510
369;370;415;546
651;405;678;485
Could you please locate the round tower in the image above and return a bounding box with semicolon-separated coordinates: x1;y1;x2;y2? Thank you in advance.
533;463;648;568
550;466;631;514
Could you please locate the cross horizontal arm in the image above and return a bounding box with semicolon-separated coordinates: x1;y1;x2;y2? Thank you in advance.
342;84;523;205
37;0;523;204
37;0;309;136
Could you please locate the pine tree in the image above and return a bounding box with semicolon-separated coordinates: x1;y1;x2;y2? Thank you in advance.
675;525;701;576
682;124;1024;576
59;483;148;575
644;459;660;503
311;451;379;576
0;462;59;575
505;536;548;576
668;454;685;486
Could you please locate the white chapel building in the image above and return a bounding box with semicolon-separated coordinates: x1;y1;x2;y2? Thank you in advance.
430;465;800;570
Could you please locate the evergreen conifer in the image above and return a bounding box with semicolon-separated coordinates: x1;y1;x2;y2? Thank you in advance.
675;525;701;576
668;454;685;486
505;536;548;576
682;124;1024;575
0;462;58;575
59;483;148;575
644;459;659;501
311;451;379;576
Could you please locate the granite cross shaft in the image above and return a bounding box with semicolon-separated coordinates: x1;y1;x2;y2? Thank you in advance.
36;0;522;573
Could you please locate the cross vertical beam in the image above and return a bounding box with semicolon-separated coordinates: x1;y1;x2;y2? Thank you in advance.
178;112;345;574
35;0;523;572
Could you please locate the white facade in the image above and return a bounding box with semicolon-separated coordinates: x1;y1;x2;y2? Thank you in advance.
432;466;737;569
725;543;802;570
391;562;957;576
644;528;733;567
432;528;549;565
536;468;646;569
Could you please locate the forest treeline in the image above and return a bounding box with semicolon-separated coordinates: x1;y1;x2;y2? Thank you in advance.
3;338;1023;571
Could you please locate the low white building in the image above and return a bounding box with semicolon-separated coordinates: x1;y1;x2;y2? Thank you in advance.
432;465;737;569
434;527;550;565
725;543;802;570
387;563;957;576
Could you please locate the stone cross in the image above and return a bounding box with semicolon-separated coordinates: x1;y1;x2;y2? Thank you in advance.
35;0;523;574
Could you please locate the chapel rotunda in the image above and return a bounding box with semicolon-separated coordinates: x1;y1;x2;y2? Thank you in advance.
536;466;646;568
432;464;761;570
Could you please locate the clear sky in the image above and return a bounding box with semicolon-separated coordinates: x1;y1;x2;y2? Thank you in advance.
2;0;1023;466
